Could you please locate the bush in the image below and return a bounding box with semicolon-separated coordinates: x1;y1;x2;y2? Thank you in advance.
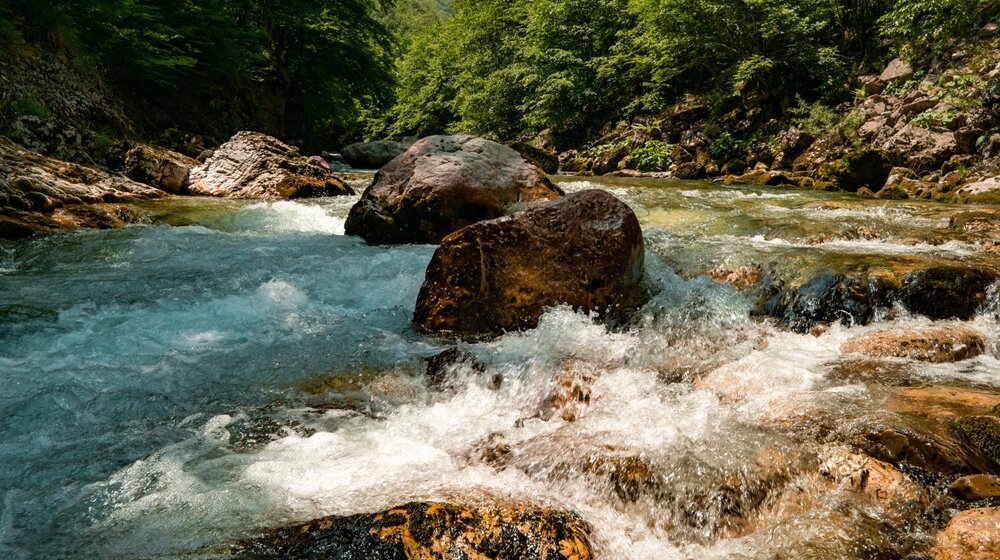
11;97;51;121
880;0;1000;53
631;140;673;171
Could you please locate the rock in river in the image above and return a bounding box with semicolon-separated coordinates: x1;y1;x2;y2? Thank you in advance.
344;134;562;245
341;139;408;169
901;266;996;320
187;131;352;199
123;143;197;194
236;500;593;560
840;325;986;363
413;189;646;335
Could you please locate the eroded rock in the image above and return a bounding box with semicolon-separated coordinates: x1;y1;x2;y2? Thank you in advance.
933;507;1000;560
123;144;197;194
345;135;562;245
188;131;351;199
413;189;645;335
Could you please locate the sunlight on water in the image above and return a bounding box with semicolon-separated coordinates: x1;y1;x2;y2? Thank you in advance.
1;178;999;559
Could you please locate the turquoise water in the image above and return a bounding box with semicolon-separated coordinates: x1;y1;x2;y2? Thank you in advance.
1;182;998;559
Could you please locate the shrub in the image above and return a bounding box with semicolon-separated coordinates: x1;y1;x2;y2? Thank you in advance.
631;140;673;171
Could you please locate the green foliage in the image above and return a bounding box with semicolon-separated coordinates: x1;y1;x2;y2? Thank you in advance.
10;97;51;121
910;108;958;129
880;0;1000;54
630;140;673;171
710;132;746;161
789;98;862;140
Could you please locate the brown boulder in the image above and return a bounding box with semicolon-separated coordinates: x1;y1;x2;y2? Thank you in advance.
345;135;562;245
413;189;645;335
818;447;928;521
933;508;1000;560
237;500;593;560
840;326;986;363
706;264;765;291
123;144;197;194
188;131;351;199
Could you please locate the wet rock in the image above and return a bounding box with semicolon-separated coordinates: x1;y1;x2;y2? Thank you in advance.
753;273;898;332
188;131;352;199
840;326;986;363
341;139;408;169
948;474;1000;501
237;500;594;560
537;359;597;422
345;135;561;245
807;226;881;245
819;446;929;520
707;264;765;292
509;142;559;174
123;144;197;194
0;137;164;237
424;347;494;390
729;169;794;186
932;507;1000;560
901;267;996;320
848;420;994;477
413;190;645;335
949;211;1000;233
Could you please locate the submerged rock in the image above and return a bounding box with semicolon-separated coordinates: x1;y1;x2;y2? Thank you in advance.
840;326;986;363
345;134;562;245
236;500;594;560
341;139;408;169
413;189;645;335
188;131;352;199
123;143;197;194
933;507;1000;560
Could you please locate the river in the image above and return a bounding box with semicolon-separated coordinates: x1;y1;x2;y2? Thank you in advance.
1;177;998;558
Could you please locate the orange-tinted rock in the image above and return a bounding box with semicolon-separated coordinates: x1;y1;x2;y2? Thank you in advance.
345;135;561;244
707;264;764;291
933;507;1000;560
818;447;928;521
840;326;986;363
413;189;646;335
948;474;1000;501
538;360;597;422
238;500;593;560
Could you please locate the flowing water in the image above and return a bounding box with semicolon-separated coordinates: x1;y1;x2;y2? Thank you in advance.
1;177;999;559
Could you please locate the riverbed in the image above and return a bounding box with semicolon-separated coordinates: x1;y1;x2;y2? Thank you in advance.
1;177;998;558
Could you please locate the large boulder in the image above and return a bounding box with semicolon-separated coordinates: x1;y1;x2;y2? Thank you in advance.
345;135;562;245
123;144;197;194
341;139;408;169
752;273;898;332
187;131;352;199
236;500;593;560
413;189;645;335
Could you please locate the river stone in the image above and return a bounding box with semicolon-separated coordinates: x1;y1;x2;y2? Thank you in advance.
932;507;1000;560
188;131;352;199
840;326;986;363
818;447;929;521
341;139;407;169
345;134;562;245
752;273;898;332
956;415;1000;465
413;189;645;335
949;474;1000;501
236;501;594;560
123;143;197;194
901;267;996;320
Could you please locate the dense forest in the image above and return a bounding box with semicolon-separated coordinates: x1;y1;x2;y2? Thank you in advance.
1;0;999;152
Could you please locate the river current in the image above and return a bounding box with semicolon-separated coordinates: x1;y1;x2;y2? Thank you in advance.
1;177;998;558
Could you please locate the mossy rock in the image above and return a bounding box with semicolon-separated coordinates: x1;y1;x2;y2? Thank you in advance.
957;415;1000;465
509;142;559;174
817;148;892;192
